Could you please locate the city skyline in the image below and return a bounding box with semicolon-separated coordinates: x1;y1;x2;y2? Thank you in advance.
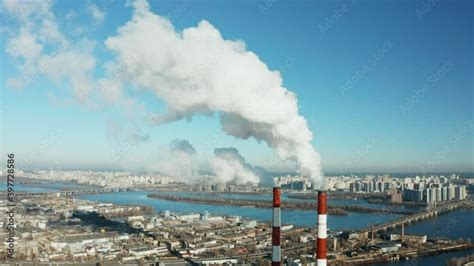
1;0;473;175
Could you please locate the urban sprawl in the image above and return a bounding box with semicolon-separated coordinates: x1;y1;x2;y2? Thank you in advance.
0;170;472;265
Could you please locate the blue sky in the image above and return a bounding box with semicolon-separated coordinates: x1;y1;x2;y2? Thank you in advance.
1;0;473;174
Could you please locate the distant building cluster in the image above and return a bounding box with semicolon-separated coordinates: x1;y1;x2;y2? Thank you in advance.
194;176;259;193
7;170;264;194
348;180;394;193
464;178;474;185
278;176;313;191
400;174;467;203
10;169;174;188
277;174;469;204
403;185;467;203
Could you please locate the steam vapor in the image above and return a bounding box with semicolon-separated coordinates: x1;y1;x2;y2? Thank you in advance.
2;0;323;183
156;140;269;185
154;139;197;181
106;0;322;183
211;147;272;185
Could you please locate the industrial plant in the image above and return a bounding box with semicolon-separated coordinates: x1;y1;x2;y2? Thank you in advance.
2;173;472;265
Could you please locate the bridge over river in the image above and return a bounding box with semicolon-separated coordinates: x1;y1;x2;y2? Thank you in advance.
356;200;472;239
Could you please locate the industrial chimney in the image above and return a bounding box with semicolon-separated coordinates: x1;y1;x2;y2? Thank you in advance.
272;183;281;265
317;190;327;266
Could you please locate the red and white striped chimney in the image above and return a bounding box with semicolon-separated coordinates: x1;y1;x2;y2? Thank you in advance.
272;183;281;266
317;190;327;266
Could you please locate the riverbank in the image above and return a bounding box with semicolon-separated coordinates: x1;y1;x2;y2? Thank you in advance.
288;192;430;209
147;193;413;216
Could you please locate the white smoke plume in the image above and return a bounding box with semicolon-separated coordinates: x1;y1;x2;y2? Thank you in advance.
211;147;272;185
153;139;198;181
106;0;323;183
2;0;323;183
154;141;270;185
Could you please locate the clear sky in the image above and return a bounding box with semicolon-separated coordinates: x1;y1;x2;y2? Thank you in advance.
1;0;473;174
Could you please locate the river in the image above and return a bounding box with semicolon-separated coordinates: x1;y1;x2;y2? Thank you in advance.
150;190;424;212
79;190;406;229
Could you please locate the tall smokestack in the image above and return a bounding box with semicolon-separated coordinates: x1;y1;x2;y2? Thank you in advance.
317;190;327;266
272;183;281;265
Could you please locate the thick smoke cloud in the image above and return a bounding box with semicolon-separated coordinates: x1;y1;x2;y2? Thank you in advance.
2;0;323;183
106;0;323;183
156;141;270;185
170;139;196;155
154;139;198;180
211;148;272;185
